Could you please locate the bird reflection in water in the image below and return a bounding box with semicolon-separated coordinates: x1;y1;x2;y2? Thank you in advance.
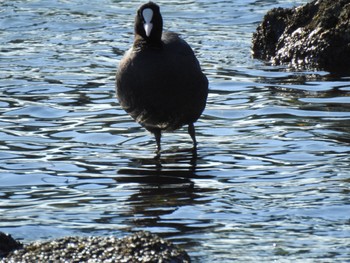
115;149;216;234
116;148;199;186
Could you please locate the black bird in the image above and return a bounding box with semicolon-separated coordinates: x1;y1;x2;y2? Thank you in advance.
116;2;208;153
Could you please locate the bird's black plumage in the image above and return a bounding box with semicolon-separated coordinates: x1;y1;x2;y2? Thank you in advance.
116;2;208;153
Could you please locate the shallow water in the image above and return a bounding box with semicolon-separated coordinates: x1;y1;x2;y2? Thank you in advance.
1;0;350;262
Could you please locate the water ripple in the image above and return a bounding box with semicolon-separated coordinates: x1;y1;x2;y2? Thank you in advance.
1;0;349;262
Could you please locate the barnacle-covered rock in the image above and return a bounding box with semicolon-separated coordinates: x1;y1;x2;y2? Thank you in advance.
0;232;23;258
1;231;190;263
252;0;350;72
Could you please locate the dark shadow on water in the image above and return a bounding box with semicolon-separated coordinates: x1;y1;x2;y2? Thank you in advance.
267;82;350;145
114;148;217;236
116;147;213;185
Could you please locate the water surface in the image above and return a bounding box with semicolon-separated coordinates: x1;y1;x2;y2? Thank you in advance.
1;0;350;262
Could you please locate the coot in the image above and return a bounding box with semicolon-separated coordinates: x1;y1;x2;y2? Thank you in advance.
116;2;208;153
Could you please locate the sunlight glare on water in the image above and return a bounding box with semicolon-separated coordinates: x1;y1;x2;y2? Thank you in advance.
0;0;350;262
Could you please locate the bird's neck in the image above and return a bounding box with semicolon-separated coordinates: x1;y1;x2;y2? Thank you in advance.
133;35;163;51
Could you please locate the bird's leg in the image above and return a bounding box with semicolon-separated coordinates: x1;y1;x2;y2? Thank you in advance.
154;129;162;154
188;123;197;149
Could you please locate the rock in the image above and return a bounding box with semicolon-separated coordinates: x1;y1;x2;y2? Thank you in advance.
252;0;350;72
1;231;191;263
0;232;23;258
